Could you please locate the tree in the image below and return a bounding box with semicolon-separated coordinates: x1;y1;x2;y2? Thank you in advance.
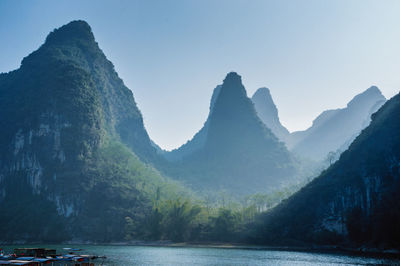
162;198;201;242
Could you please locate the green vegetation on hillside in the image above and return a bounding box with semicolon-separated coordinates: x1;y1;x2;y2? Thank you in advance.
124;184;301;243
0;20;184;242
249;93;400;249
3;20;397;251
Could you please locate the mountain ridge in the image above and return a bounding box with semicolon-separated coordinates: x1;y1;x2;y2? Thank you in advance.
0;20;183;242
162;72;299;195
289;86;386;160
251;91;400;247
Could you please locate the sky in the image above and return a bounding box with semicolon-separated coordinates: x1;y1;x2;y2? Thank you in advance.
1;0;400;150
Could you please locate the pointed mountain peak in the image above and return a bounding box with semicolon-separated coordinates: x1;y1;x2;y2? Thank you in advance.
223;71;242;84
221;72;246;92
347;85;386;108
362;85;384;98
21;20;104;69
252;87;277;113
253;87;271;97
217;72;248;100
171;73;296;194
251;87;290;142
366;85;381;93
45;20;95;46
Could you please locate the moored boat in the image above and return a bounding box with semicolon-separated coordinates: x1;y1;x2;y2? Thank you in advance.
0;248;106;265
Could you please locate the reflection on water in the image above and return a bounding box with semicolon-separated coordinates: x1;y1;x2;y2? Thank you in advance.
2;245;399;265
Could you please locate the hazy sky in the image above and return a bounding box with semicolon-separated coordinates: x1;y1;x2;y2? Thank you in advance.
1;0;400;150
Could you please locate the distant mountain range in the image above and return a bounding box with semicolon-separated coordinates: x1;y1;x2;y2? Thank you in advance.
1;20;396;249
160;73;299;195
156;79;386;195
251;86;386;161
251;91;400;248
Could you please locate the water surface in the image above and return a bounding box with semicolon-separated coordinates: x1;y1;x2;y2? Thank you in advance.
3;245;399;265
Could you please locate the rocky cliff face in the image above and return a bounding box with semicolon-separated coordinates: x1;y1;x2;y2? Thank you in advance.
44;20;157;162
251;87;290;143
252;92;400;248
0;20;172;242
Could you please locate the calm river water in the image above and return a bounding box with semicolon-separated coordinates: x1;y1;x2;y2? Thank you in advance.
3;245;400;265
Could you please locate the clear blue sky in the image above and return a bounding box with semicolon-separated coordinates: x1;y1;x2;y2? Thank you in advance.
1;0;399;150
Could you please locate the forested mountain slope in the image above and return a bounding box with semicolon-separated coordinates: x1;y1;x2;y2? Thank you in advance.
0;20;184;242
251;92;400;248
